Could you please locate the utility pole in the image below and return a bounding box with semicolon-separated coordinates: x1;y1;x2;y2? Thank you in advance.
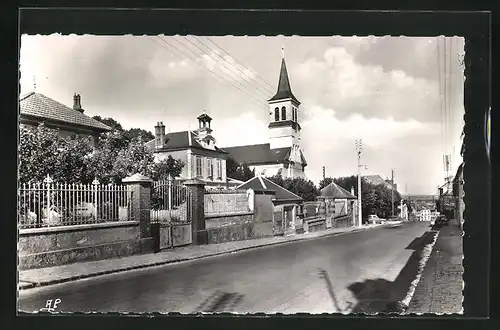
355;139;363;227
391;169;395;217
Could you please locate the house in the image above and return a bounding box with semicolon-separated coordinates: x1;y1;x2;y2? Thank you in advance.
19;92;112;147
236;175;303;236
222;52;307;179
320;181;357;217
145;113;229;190
416;209;431;221
452;162;464;229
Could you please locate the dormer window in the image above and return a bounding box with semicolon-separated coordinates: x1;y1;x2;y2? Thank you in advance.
281;106;286;121
274;108;279;121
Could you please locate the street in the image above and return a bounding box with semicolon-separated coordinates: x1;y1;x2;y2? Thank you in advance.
18;222;432;314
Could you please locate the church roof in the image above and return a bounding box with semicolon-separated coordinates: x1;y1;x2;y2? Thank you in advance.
321;182;357;199
221;143;307;166
268;58;300;104
19;92;112;132
237;176;303;202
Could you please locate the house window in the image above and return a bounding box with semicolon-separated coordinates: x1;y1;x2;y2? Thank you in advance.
217;159;223;179
195;156;203;178
207;158;213;178
281;106;286;120
274;108;279;121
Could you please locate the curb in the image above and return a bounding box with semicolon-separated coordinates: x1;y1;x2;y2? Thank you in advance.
19;222;397;290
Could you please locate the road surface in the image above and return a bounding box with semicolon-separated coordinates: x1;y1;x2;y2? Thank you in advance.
18;222;432;314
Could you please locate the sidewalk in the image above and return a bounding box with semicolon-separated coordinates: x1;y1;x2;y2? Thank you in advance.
18;221;400;290
406;222;464;314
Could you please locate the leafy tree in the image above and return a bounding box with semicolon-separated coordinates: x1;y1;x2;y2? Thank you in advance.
226;157;255;182
18;124;93;184
122;128;155;143
150;156;185;181
318;177;333;190
267;174;319;202
92;116;123;132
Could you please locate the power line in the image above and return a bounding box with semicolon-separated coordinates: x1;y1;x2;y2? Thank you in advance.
153;36;269;110
173;36;270;108
204;36;275;91
190;35;274;97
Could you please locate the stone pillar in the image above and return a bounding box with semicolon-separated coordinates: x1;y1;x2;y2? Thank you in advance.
185;179;208;245
317;196;326;216
123;173;154;253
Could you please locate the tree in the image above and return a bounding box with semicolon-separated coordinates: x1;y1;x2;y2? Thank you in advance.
122;128;155;143
267;174;319;202
150;155;185;181
18;124;94;184
92;116;123;132
318;177;333;190
226;157;255;182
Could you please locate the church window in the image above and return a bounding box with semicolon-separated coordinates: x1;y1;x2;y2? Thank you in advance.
274;108;279;121
195;156;203;178
281;106;286;120
207;158;213;178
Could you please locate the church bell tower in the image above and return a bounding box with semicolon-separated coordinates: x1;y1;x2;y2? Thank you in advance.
267;46;301;150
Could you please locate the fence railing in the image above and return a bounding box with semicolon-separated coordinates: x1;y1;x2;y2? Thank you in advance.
204;189;250;216
151;178;189;223
18;175;134;229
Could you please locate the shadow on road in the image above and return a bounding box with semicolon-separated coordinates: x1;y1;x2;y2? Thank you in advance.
317;269;343;312
346;230;439;315
194;290;244;313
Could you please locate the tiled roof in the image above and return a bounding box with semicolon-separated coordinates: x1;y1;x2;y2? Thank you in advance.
321;182;357;199
268;58;300;104
222;143;307;166
237;176;303;202
19;92;112;132
145;130;227;154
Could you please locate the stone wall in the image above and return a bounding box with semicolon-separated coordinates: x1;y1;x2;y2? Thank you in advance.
205;212;259;244
18;221;150;270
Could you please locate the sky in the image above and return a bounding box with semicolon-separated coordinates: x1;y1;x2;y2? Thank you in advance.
19;35;465;195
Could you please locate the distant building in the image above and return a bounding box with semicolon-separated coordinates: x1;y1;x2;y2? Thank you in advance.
145;113;231;190
223;51;307;179
416;209;431;221
452;162;464;229
19;92;112;147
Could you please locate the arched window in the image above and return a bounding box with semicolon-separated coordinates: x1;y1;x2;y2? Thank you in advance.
281;106;286;121
294;108;298;122
274;108;279;121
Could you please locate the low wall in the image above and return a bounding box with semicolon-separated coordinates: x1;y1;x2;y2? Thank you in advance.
204;190;250;215
332;216;352;229
205;212;259;244
18;221;153;270
304;217;327;233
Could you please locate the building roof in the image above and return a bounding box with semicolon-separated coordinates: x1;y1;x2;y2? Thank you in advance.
19;92;112;132
453;162;464;183
268;58;300;104
237;176;303;202
145;130;227;154
321;182;357;199
221;143;307;166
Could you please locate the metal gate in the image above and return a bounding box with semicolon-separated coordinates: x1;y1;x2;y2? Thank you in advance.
151;177;189;223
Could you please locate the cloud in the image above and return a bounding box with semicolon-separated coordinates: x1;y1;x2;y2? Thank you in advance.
300;104;443;194
292;46;443;123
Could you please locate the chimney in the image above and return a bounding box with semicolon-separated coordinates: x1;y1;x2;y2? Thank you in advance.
154;122;161;148
351;187;355;196
73;94;84;113
159;122;166;147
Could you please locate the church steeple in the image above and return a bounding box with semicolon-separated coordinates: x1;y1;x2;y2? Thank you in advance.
268;50;300;105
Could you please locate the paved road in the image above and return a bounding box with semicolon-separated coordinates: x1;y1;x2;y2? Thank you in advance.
18;222;432;314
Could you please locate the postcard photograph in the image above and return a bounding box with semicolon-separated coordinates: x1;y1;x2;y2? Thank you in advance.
17;34;466;315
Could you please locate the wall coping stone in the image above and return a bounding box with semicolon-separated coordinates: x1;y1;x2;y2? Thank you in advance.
19;221;140;236
205;212;254;219
184;178;206;186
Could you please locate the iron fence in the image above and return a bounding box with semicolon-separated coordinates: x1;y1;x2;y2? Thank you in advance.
151;178;189;223
18;175;134;229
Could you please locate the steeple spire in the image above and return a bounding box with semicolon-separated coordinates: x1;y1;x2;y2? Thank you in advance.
268;51;300;105
281;44;285;59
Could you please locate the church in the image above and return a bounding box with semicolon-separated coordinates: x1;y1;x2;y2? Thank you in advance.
223;52;308;179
